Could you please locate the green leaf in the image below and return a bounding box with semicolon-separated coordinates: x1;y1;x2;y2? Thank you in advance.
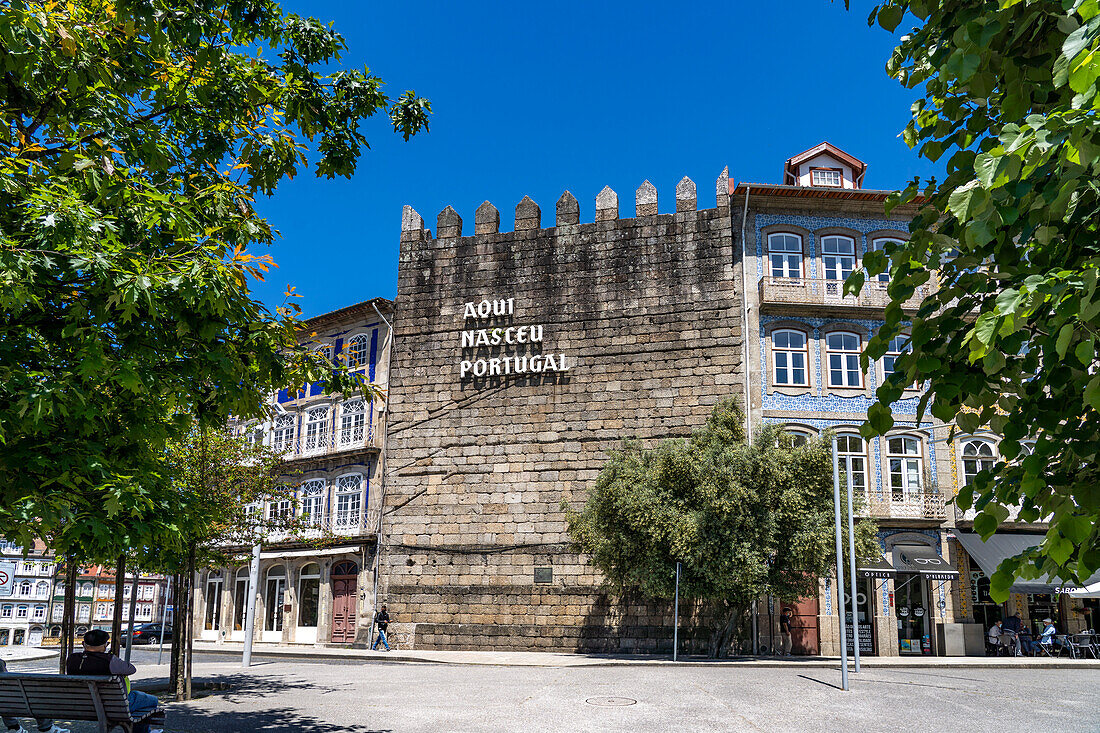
1085;375;1100;411
866;402;895;435
1056;324;1075;358
1048;533;1074;566
948;180;990;220
1061;515;1093;545
1076;337;1094;365
844;270;865;296
878;4;904;31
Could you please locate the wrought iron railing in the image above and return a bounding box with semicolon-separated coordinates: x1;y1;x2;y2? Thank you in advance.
864;490;946;520
759;276;928;311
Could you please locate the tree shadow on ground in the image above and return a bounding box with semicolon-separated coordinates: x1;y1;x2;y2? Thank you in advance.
163;706;392;733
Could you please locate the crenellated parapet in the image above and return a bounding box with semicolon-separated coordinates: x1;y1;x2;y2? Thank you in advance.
401;170;733;241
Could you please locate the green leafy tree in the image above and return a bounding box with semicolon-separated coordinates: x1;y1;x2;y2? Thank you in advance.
0;1;427;551
853;0;1100;600
566;399;878;657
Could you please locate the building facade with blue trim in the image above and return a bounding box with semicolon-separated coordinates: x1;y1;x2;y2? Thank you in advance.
194;298;392;648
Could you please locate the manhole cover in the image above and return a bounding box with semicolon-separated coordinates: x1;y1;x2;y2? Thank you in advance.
586;697;637;707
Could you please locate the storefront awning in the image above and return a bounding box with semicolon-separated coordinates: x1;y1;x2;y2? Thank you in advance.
858;556;897;579
891;545;959;580
954;532;1100;595
1069;582;1100;599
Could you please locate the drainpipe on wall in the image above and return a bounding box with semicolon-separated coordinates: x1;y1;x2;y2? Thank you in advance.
369;301;395;644
739;185;753;446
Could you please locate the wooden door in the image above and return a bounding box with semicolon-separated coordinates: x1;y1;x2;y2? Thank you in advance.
789;594;820;655
330;574;357;644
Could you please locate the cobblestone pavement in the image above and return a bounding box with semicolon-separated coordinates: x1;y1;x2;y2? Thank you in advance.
6;653;1099;732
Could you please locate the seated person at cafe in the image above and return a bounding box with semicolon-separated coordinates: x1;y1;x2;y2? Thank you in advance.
1039;617;1059;650
987;619;1004;652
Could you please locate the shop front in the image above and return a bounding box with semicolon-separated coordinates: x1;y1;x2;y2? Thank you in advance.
955;532;1100;635
891;544;959;655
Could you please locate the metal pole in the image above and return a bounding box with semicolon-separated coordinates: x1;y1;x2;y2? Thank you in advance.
831;435;849;691
673;561;681;661
242;543;261;667
156;579;169;666
845;456;861;674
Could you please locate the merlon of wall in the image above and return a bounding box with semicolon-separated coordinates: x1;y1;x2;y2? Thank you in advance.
401;170;732;240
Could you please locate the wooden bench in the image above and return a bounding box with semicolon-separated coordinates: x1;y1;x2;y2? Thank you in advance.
0;672;165;733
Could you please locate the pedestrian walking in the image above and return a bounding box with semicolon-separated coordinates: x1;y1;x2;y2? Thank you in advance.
778;608;793;656
372;604;392;651
65;629;161;733
0;657;69;733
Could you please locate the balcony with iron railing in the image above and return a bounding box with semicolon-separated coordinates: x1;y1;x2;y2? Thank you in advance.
260;508;382;544
759;277;929;316
863;490;946;521
270;419;382;462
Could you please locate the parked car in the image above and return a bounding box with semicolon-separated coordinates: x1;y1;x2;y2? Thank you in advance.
121;623;172;646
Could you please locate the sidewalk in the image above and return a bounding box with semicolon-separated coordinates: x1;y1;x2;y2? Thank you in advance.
0;646;57;664
191;640;1100;669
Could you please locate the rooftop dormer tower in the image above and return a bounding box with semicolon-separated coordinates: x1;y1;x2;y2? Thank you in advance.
783;142;867;189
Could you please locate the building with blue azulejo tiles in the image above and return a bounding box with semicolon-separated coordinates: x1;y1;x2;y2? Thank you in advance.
739;142;969;657
193;299;393;649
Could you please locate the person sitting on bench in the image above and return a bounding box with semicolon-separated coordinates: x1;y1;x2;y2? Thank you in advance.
65;629;160;733
0;657;69;733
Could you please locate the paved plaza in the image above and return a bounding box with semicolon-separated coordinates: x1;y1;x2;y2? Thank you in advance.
6;650;1100;732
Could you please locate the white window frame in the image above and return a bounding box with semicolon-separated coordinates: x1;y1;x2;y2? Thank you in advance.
266;496;292;523
338;399;367;447
871;237;904;283
883;333;912;384
826;331;863;388
32;605;46;621
35;581;49;598
962;439;997;486
767;233;804;279
19;581;31;597
837;433;868;496
271;413;296;454
1;605;11;618
299;479;327;527
334;474;364;530
302;406;330;455
888;435;924;500
772;329;809;387
811;168;843;187
16;605;28;619
346;334;371;370
822;235;857;281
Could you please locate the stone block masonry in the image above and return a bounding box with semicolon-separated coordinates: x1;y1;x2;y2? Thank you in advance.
383;171;744;651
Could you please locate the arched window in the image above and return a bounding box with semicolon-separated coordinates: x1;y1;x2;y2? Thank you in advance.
335;474;363;529
1019;442;1035;456
836;434;868;495
822;235;857;281
782;427;811;447
35;581;49;597
267;494;292;522
332;561;358;577
233;566;251;631
772;330;809;386
883;334;911;380
80;582;94;597
19;581;31;597
871;238;904;283
346;334;370;369
302;407;329;453
338;399;366;447
300;479;326;526
767;233;803;279
888;436;923;499
963;439;996;485
271;413;296;452
826;331;862;388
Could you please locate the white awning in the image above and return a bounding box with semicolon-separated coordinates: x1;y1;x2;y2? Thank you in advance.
954;532;1100;594
1069;582;1100;599
259;546;363;560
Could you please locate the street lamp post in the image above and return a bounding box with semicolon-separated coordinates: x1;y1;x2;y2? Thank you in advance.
831;434;850;691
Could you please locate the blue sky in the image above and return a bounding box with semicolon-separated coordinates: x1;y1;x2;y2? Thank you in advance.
255;0;937;317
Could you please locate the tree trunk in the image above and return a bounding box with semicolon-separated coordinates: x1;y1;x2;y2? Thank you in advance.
708;602;744;659
170;573;183;700
110;554;126;655
124;566;139;663
59;557;78;673
184;543;196;700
